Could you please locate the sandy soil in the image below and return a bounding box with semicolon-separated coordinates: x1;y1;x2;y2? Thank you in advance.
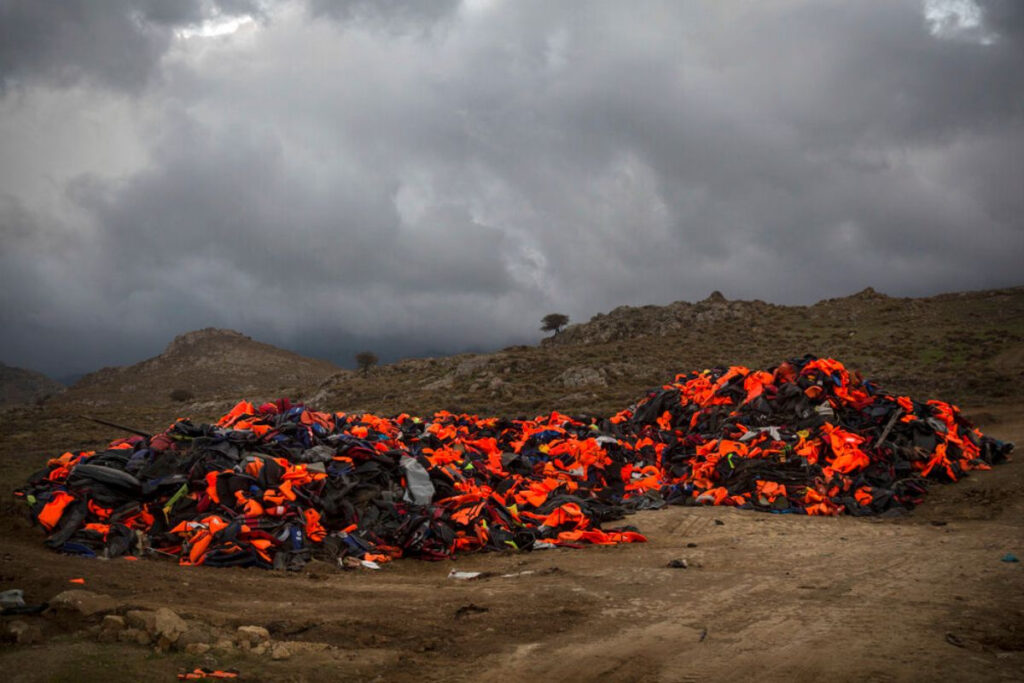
1;406;1021;682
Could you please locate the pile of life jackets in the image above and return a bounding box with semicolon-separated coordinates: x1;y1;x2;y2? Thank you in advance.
15;356;1012;569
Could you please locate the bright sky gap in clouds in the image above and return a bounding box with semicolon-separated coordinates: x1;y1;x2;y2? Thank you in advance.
176;15;255;39
0;0;1021;378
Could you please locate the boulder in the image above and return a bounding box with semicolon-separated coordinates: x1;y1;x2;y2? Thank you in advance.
100;615;126;633
118;627;152;645
49;590;119;617
558;366;607;389
152;607;187;643
7;620;43;645
236;625;270;646
125;610;156;633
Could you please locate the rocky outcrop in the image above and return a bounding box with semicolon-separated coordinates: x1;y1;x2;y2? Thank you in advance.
543;292;780;347
540;288;910;348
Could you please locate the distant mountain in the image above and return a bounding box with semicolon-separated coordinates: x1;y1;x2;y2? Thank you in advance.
57;328;340;407
56;372;86;387
0;362;65;407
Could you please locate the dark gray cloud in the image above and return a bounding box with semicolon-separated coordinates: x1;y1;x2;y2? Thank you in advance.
306;0;460;31
1;0;1022;378
0;0;264;90
979;0;1024;43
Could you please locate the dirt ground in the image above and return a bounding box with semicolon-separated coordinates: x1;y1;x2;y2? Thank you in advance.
1;405;1021;682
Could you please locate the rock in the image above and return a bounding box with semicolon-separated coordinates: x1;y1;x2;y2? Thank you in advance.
185;642;211;655
422;376;454;392
236;625;270;646
281;640;330;655
96;629;119;643
252;643;268;656
851;286;887;300
125;610;157;633
152;607;187;644
7;620;43;645
487;377;512;398
118;627;152;645
271;642;292;660
49;590;119;617
212;638;236;653
454;355;493;378
101;615;125;632
178;621;214;647
558;366;607;389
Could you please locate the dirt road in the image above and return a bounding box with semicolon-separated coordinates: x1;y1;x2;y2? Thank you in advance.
1;407;1021;682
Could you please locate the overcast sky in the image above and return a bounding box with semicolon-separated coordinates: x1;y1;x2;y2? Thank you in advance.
1;0;1022;378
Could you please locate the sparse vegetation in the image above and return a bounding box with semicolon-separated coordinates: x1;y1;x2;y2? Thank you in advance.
169;388;193;402
355;351;379;377
541;313;570;335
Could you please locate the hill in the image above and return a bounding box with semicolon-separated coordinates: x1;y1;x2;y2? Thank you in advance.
310;285;1024;417
0;362;64;407
55;328;340;409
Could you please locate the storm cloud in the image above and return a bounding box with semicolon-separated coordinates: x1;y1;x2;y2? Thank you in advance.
1;0;1022;378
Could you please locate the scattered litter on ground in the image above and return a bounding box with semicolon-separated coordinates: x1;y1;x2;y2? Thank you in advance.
454;603;489;618
0;589;25;609
447;570;485;580
177;668;239;680
667;558;688;569
1;602;49;616
14;356;1013;571
945;633;967;648
1001;553;1019;563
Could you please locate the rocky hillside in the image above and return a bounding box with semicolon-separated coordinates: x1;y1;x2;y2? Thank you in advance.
56;328;340;408
542;289;781;346
0;363;64;407
15;285;1024;424
545;287;897;347
310;285;1024;417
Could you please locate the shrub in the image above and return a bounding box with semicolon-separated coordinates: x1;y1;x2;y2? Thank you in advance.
169;388;193;402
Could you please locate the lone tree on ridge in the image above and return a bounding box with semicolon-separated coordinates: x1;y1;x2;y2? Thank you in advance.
541;313;570;336
355;351;379;377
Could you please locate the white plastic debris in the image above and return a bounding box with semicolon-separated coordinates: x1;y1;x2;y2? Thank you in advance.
447;569;483;580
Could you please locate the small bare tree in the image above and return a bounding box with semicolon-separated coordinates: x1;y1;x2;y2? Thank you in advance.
355;351;379;377
541;313;570;335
